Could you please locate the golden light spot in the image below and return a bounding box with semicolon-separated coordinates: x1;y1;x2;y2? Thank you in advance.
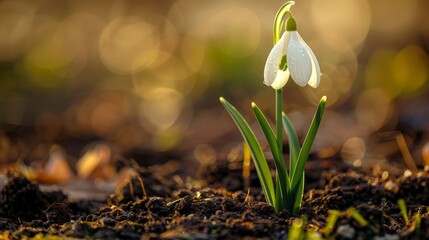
151;56;195;90
139;88;184;131
353;159;362;168
382;171;389;180
403;169;412;178
24;20;63;88
23;12;101;83
133;56;196;97
226;146;240;162
392;45;429;95
364;50;398;97
208;7;261;58
181;37;205;73
49;13;104;77
76;144;112;180
99;17;161;74
152;128;182;151
311;0;371;48
356;88;392;132
159;18;180;59
365;46;429;98
384;181;398;193
342;137;366;163
194;144;216;165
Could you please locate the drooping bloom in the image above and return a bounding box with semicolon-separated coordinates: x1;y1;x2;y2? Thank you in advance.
264;16;321;89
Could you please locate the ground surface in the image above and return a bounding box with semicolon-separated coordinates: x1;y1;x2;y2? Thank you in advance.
0;157;428;240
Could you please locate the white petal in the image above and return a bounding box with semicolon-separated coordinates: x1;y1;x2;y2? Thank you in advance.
271;69;290;89
286;31;312;87
298;34;321;88
263;32;288;86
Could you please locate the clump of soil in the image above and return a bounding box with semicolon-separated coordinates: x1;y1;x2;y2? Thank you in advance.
0;160;428;239
0;172;67;224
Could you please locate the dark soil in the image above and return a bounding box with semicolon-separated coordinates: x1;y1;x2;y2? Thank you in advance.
0;158;428;239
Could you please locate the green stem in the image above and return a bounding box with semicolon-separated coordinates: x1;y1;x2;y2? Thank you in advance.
273;1;295;44
276;89;283;155
273;1;293;146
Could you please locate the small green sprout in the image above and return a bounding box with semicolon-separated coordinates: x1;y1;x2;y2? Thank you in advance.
346;207;380;234
288;216;322;240
219;1;325;214
288;217;306;240
412;212;422;236
324;210;341;238
347;207;368;227
242;142;251;190
397;199;409;224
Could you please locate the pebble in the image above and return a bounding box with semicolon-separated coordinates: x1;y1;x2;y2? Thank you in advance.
101;217;117;226
336;224;355;239
374;234;400;240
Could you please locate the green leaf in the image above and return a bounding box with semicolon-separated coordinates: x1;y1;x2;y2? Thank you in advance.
290;96;327;191
291;173;304;214
282;113;300;171
282;112;302;214
252;102;290;212
219;97;275;205
275;175;284;211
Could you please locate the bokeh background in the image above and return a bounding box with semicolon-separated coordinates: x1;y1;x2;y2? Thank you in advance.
1;0;428;177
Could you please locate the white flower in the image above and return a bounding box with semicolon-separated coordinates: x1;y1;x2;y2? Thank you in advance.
263;19;321;89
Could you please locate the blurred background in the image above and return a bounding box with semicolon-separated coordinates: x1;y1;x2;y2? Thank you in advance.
0;0;428;181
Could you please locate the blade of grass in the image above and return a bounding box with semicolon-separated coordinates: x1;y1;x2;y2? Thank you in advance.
290;96;327;191
397;199;409;224
275;175;284;211
252;102;290;211
220;97;275;205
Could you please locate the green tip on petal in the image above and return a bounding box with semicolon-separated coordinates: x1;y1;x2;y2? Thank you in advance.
286;17;297;31
251;102;257;108
321;96;327;103
219;97;225;103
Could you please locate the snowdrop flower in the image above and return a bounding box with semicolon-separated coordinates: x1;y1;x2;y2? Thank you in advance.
264;15;321;89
